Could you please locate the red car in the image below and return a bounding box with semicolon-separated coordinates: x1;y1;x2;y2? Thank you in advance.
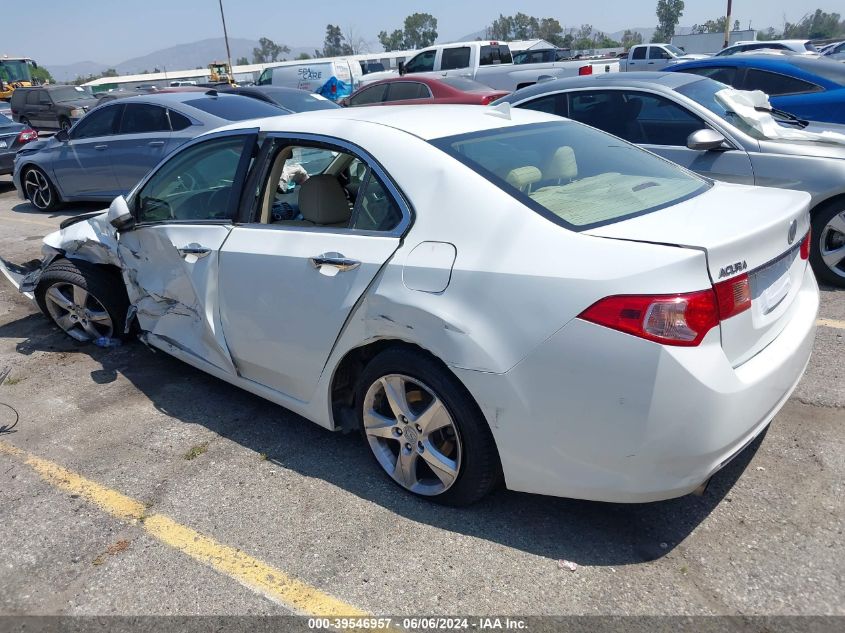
343;76;509;107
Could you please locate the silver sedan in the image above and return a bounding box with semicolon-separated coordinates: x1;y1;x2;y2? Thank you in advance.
495;72;845;287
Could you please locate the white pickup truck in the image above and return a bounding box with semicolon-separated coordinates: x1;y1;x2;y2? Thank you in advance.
379;41;617;91
619;44;708;71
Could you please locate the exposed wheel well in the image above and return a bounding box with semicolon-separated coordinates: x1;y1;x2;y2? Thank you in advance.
811;194;845;217
46;256;129;315
330;339;480;432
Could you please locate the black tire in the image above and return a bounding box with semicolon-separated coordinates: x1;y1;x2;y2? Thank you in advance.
59;117;72;132
35;259;130;344
810;200;845;287
20;116;32;128
22;166;60;211
356;347;502;506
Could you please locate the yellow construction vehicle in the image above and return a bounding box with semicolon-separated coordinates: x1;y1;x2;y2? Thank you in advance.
207;61;237;86
0;56;39;100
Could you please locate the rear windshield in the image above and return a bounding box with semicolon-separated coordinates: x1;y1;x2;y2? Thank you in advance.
432;121;709;231
50;86;89;102
440;77;492;92
788;57;845;85
268;90;340;111
184;96;286;120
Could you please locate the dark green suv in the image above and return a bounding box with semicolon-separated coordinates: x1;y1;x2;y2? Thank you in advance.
10;86;99;132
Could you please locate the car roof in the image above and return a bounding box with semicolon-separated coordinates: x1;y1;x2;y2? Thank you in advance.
215;104;561;141
503;72;698;100
671;54;845;82
113;91;230;105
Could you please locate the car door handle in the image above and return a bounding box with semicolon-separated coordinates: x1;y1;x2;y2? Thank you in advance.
148;141;165;147
177;244;212;258
94;144;108;150
309;255;360;272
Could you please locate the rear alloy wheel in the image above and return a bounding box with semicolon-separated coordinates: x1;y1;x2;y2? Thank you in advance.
357;349;501;506
810;201;845;287
23;166;59;211
35;259;129;343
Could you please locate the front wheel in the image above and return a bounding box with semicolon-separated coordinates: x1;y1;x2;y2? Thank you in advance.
20;116;32;128
59;117;72;132
356;348;502;506
810;201;845;287
22;166;60;211
35;259;129;343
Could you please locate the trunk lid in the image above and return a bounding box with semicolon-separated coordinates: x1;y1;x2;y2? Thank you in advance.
586;182;811;366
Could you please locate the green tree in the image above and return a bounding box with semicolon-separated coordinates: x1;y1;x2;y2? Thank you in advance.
652;0;685;42
621;29;644;49
30;66;54;84
573;24;595;50
538;18;566;47
378;12;438;51
322;24;354;57
296;52;312;60
252;37;290;63
235;56;249;66
692;17;740;34
783;10;844;39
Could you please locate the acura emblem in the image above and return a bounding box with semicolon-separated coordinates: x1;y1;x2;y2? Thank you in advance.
788;219;798;245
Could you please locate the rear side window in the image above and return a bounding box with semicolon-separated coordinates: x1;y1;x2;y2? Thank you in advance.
479;45;512;65
168;110;193;131
386;82;430;101
631;47;647;60
119;103;170;134
26;90;41;106
183;96;285;120
432;121;708;230
520;93;567;117
441;47;471;70
743;69;820;96
349;84;388;106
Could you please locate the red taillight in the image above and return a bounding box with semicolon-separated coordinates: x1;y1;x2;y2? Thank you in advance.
578;290;720;347
578;65;593;76
800;229;811;260
17;128;38;144
714;273;751;320
480;94;495;105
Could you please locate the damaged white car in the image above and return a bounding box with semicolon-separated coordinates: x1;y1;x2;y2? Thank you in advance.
0;105;819;505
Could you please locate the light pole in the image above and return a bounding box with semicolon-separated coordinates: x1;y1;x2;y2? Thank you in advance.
723;0;733;49
218;0;233;76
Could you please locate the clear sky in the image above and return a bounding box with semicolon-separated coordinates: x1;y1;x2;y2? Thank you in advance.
1;0;836;64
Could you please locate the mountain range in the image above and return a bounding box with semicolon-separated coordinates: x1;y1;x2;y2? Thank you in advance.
43;38;318;83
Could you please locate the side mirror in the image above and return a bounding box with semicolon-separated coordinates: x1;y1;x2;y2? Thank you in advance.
687;129;727;151
107;196;135;231
398;61;406;76
55;129;70;142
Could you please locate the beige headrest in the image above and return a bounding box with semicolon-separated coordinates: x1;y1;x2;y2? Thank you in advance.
505;166;542;190
298;175;350;226
546;146;578;181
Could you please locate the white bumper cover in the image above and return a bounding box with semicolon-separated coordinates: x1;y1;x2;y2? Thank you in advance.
455;265;819;502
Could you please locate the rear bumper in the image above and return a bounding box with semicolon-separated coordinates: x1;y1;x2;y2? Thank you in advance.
454;265;819;503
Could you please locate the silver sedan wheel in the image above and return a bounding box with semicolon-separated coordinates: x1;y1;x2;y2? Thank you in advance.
42;282;113;342
23;169;52;210
820;209;845;280
362;374;462;496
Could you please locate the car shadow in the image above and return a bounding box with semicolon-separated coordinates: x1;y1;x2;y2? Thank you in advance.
0;312;764;567
11;199;106;219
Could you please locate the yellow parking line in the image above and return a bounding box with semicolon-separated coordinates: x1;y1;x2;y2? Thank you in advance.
817;318;845;330
0;440;366;616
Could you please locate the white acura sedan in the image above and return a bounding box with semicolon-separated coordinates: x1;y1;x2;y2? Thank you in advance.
1;104;819;505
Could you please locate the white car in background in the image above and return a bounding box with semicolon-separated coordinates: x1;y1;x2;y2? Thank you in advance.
715;40;819;57
0;105;818;505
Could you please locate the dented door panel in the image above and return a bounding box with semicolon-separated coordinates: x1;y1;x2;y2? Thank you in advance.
118;224;237;374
